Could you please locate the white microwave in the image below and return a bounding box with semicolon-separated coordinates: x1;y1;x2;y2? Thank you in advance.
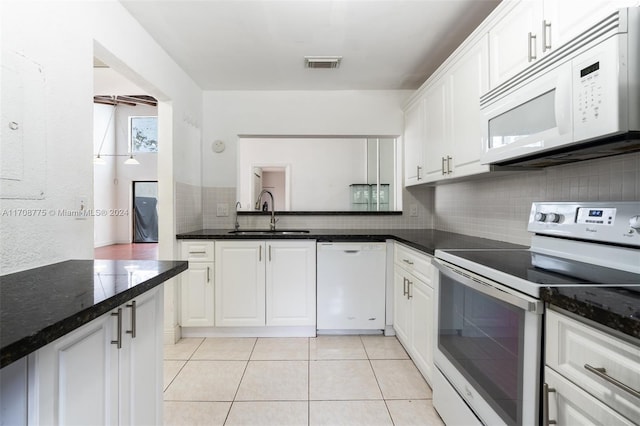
480;8;640;167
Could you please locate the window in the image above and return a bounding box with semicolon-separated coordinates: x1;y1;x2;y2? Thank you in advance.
129;116;158;153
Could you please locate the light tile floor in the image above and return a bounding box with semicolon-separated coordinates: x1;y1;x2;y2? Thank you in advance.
164;336;445;426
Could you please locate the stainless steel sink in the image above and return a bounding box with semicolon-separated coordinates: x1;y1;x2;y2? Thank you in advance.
228;229;310;235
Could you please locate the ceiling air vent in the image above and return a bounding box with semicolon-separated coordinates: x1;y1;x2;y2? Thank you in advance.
304;56;342;69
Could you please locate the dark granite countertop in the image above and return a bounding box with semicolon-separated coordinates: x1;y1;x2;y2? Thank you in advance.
0;259;188;368
541;286;640;340
176;228;527;255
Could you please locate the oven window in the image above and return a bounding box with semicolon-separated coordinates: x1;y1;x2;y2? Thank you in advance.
438;273;525;425
488;89;556;149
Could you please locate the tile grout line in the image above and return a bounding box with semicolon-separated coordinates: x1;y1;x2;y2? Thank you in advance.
163;337;206;396
222;337;258;425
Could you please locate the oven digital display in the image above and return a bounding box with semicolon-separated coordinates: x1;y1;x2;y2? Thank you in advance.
577;207;616;225
580;62;600;78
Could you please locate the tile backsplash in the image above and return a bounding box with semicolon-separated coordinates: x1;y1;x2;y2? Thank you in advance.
202;185;435;230
434;152;640;246
175;182;203;234
192;152;639;245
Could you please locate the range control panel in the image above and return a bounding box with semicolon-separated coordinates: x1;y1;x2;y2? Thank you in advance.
528;202;640;246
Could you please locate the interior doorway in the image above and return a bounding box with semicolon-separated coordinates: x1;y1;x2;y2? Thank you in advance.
132;181;158;243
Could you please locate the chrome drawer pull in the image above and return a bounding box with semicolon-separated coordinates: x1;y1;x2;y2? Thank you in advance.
126;300;136;338
111;308;123;349
189;250;207;254
402;259;414;265
584;364;640;399
543;383;557;426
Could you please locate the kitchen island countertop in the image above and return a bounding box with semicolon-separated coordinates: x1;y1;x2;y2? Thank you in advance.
0;259;188;368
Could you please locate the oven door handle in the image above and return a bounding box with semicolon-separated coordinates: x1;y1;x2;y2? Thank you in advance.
433;259;543;314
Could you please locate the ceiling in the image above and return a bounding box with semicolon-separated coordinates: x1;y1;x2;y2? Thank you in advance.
119;0;501;91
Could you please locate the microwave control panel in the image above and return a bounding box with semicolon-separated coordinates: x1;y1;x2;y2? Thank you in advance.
577;61;603;124
528;202;640;246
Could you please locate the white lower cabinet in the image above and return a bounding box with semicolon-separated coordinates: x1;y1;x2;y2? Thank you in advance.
215;240;266;326
544;367;636;426
180;241;215;327
266;241;316;326
215;240;316;328
34;287;163;425
393;243;434;384
544;309;640;425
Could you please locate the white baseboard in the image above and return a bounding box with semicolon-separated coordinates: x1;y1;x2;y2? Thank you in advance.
181;326;316;338
164;324;181;345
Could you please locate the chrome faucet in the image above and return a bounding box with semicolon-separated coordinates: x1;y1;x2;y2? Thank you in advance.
234;201;242;231
255;189;277;231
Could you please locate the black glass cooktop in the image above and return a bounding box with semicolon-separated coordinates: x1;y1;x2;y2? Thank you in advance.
439;249;640;288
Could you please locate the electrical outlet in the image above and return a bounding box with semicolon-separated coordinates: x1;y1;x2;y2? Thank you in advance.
409;204;418;217
216;203;229;217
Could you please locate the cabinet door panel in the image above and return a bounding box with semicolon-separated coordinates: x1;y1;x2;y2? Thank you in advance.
409;279;434;383
215;241;266;326
450;35;490;178
422;81;448;182
121;288;163;426
545;367;635;426
543;0;638;54
180;263;214;327
266;241;316;326
36;314;118;425
404;98;425;186
489;1;543;88
393;269;410;345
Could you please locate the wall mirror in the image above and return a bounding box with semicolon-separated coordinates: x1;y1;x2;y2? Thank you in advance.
237;136;400;212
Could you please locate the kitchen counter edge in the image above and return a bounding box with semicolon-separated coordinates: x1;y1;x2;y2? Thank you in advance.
0;260;188;368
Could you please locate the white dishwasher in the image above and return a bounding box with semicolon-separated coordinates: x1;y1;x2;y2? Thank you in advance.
316;242;386;332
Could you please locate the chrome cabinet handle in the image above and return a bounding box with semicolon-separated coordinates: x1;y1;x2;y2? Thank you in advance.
417;165;422;180
543;383;557;426
528;32;537;62
584;364;640;399
126;300;137;338
207;266;210;282
402;259;414;265
407;281;413;299
543;20;552;52
269;245;272;262
189;250;207;255
259;245;262;261
111;308;123;349
446;156;452;174
441;157;447;175
403;277;408;296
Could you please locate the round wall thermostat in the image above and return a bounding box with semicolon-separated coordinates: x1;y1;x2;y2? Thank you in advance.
212;140;226;153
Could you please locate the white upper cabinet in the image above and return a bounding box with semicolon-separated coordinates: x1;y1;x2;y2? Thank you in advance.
489;0;543;88
403;98;426;186
419;34;491;184
422;80;448;182
449;37;490;178
489;0;639;89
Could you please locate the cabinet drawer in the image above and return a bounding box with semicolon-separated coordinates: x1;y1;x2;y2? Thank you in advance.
180;241;214;262
394;243;432;284
544;367;635;426
546;310;640;421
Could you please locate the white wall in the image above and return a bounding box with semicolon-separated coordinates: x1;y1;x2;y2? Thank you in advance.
202;90;412;188
93;104;117;247
1;0;201;276
238;138;367;211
